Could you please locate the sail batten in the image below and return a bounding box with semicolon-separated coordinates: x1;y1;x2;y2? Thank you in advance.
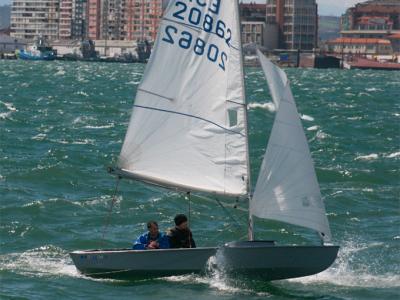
252;50;332;241
118;1;249;197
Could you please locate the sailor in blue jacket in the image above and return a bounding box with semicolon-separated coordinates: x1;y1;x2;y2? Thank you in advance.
133;221;170;250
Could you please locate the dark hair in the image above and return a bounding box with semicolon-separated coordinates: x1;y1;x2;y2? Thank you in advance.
174;214;188;226
147;221;158;229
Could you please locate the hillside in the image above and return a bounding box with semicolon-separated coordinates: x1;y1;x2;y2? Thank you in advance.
319;15;340;41
0;5;11;30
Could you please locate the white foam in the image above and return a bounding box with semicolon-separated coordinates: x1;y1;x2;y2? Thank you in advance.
31;133;47;140
365;87;382;92
300;114;314;122
0;101;17;119
355;154;379;161
316;130;330;140
162;254;270;296
307;125;319;131
76;91;89;97
287;240;400;289
0;246;124;283
347;116;362;121
386;152;400;159
247;102;276;112
84;123;114;129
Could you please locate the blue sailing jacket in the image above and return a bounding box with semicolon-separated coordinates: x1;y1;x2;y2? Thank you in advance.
132;232;170;250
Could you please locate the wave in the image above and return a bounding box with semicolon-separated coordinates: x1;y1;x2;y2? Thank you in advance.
300;114;314;122
307;125;319;131
247;102;276;112
0;101;17;120
31;133;47;140
386;152;400;159
355;154;379;161
0;245;122;283
84;123;115;129
365;87;382;92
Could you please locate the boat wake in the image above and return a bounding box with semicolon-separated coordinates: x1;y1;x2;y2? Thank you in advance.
161;253;271;296
0;245;121;283
286;239;400;289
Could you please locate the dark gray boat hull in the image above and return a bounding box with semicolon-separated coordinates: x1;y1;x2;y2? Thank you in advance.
70;242;339;280
220;241;339;281
70;247;218;278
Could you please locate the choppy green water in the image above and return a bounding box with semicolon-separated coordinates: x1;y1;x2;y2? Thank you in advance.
0;60;399;299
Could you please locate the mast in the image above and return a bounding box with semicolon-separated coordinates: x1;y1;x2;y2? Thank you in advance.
234;0;254;241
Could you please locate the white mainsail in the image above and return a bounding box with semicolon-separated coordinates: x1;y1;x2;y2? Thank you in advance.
251;51;332;241
118;1;249;196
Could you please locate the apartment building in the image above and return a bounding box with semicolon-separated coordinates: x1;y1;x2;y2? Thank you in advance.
59;0;72;39
90;0;163;42
266;0;318;50
87;0;101;39
240;3;267;47
11;0;60;40
124;0;163;42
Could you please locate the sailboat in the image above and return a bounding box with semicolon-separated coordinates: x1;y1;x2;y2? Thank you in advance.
70;0;338;280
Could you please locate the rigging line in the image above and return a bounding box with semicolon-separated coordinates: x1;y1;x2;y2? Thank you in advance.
187;191;192;249
227;99;246;106
214;196;242;230
100;176;121;248
137;88;174;101
133;104;246;137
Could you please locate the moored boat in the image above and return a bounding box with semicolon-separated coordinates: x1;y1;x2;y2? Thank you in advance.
16;36;55;61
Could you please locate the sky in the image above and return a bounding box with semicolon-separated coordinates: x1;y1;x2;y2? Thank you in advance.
0;0;367;16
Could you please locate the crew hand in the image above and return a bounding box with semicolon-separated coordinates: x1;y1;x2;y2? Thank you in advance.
147;241;159;249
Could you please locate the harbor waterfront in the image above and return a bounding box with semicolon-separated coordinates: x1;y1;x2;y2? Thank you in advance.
0;60;399;299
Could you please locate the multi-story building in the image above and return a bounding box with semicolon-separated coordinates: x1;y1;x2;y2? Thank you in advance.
87;0;101;39
59;0;73;39
240;3;267;47
71;0;87;39
340;0;400;39
10;0;60;40
266;0;318;50
124;0;163;42
11;0;86;41
87;0;163;42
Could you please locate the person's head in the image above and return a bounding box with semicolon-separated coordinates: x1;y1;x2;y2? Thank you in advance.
147;221;159;237
174;214;188;230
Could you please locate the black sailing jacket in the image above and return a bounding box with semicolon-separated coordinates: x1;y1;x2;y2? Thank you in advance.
167;227;196;248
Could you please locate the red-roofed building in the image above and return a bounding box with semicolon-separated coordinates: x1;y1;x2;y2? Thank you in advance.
341;0;400;40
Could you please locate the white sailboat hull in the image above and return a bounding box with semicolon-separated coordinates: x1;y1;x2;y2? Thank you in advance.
70;242;338;280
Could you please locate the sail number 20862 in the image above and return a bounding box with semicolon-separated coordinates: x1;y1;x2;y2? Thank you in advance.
161;0;230;72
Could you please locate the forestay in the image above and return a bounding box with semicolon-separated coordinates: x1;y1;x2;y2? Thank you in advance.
251;52;332;241
118;0;249;196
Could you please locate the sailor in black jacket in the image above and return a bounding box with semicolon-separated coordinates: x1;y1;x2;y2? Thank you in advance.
167;214;196;248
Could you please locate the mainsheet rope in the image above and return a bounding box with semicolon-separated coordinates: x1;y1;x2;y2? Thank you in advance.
100;176;121;247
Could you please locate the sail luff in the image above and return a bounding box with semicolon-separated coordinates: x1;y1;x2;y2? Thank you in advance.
252;52;332;242
234;0;253;241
